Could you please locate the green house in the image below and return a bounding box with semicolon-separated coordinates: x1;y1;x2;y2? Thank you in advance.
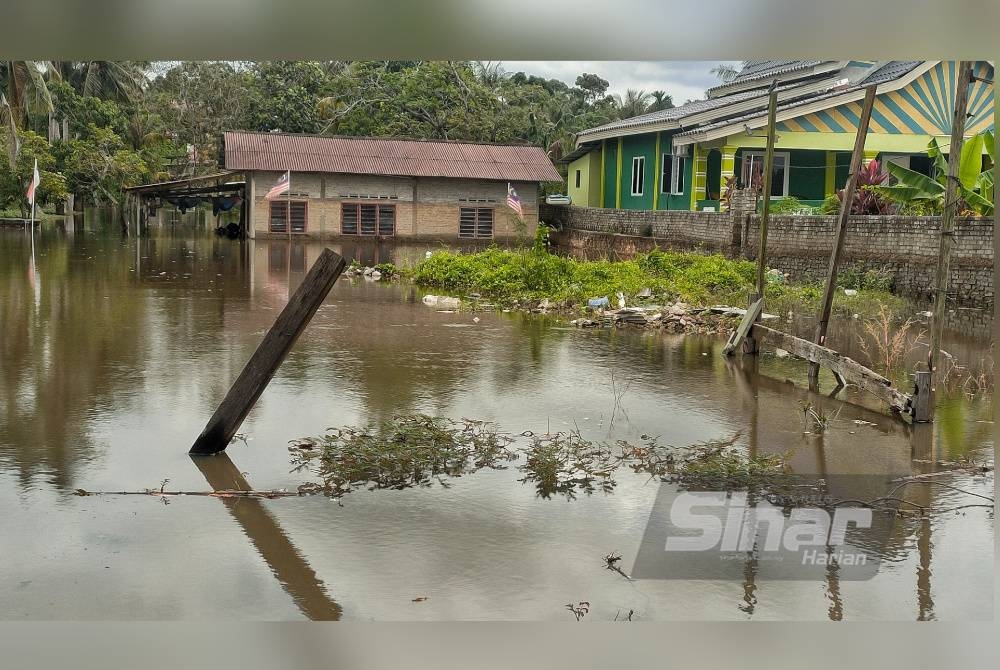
565;60;995;212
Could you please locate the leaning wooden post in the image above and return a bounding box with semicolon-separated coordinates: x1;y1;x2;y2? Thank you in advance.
808;85;877;389
190;248;346;455
927;61;974;399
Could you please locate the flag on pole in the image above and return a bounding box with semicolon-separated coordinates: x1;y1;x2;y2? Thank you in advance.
506;182;523;218
264;170;290;200
26;158;40;206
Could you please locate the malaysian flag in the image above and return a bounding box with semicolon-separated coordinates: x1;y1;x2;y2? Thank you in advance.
264;170;290;200
26;159;40;206
506;182;523;218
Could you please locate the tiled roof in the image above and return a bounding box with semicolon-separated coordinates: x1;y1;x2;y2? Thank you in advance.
706;60;831;96
675;61;924;139
223;131;564;182
578;87;779;136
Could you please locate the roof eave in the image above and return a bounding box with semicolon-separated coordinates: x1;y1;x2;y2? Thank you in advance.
706;61;847;99
673;61;939;147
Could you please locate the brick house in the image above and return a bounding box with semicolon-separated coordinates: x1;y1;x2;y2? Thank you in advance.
222;131;562;240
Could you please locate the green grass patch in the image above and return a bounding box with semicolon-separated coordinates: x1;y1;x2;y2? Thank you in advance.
408;246;907;317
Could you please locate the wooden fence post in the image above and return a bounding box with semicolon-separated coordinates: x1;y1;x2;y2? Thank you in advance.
809;85;877;390
755;81;779;300
190;248;346;455
927;62;974;389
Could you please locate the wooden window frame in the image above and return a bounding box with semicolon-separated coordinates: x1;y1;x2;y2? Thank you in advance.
575;169;582;188
269;200;308;233
459;207;494;239
340;202;396;236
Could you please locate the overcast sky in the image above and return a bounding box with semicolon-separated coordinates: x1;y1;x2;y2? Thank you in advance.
502;61;741;102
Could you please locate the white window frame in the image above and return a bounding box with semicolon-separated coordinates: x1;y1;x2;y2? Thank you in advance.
630;156;645;196
743;151;791;198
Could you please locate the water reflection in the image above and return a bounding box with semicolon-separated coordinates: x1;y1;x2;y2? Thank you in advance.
193;454;341;620
0;221;993;620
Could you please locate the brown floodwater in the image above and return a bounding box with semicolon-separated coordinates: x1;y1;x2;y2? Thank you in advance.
0;213;993;620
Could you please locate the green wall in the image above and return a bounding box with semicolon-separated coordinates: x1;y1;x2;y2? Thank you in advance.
603;139;618;208
788;149;826;200
619;134;656;210
595;130;696;211
734;148;828;201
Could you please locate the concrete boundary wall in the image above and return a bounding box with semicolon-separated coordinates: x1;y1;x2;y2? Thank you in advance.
540;204;994;309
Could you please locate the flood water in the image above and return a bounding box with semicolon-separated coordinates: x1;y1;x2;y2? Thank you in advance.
0;214;993;621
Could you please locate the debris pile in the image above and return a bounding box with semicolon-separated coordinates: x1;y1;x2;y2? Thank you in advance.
571;301;780;335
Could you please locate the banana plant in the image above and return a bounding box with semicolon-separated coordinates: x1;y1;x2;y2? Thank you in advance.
873;130;994;215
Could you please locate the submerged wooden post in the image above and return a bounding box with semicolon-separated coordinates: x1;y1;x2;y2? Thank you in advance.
809;85;877;389
928;62;974;388
910;371;932;422
190;248;346;455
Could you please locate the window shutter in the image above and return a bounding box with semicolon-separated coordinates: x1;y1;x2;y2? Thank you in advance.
459;207;477;238
377;205;395;235
476;208;493;238
341;204;358;234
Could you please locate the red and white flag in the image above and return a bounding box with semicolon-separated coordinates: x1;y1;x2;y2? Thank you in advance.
26;159;40;206
264;170;290;200
506;182;523;218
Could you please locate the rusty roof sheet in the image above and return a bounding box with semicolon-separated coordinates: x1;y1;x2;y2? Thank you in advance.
223;131;563;182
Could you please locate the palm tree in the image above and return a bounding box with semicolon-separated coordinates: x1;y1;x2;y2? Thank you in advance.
0;61;55;168
614;89;651;119
648;90;674;112
711;63;740;83
0;61;54;129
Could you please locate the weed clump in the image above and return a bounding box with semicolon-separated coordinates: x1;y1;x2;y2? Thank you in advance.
289;414;517;496
518;431;618;499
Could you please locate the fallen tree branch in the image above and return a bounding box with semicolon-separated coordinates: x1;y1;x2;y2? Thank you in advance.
73;488;304;499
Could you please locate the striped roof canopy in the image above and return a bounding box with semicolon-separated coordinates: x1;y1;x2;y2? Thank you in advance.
223;131;563;182
575;60;994;149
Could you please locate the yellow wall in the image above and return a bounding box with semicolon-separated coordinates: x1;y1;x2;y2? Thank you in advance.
567;151;602;207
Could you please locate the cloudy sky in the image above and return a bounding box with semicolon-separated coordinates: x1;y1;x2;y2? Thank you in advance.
502;61;741;102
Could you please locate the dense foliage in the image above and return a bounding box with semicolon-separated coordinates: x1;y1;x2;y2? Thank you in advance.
1;60;677;215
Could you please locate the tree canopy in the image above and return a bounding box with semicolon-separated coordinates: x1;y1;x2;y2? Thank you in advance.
1;60;683;210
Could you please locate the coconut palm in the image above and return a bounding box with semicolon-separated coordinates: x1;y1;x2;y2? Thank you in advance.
0;61;55;129
711;63;740;83
1;61;56;167
648;90;674;112
614;89;651;119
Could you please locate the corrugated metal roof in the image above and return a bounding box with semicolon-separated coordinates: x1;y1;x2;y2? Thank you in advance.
223;132;563;182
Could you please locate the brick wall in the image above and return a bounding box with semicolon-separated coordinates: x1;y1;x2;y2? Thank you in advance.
251;171;537;241
542;203;994;309
541;205;738;251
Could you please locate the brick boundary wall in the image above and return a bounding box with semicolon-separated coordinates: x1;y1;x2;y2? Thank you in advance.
540;204;994;309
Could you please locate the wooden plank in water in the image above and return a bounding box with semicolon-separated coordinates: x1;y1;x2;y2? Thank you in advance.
722;298;763;356
190;248;346;455
753;324;912;416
